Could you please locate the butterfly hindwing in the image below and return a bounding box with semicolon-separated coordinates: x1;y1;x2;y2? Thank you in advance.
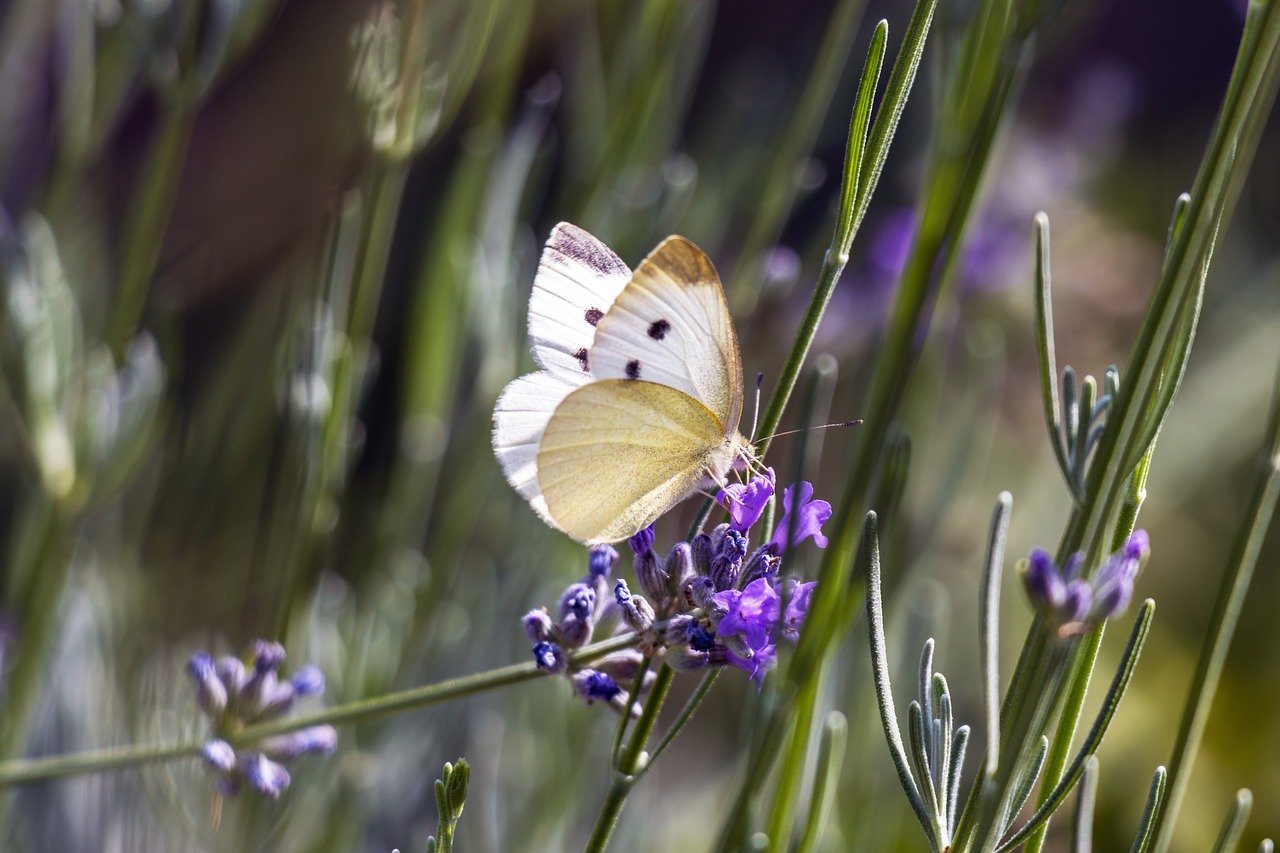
492;370;579;524
528;222;632;383
589;236;743;433
536;379;728;544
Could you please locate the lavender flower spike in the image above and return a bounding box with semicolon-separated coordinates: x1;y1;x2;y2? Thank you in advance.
717;467;775;532
769;482;833;551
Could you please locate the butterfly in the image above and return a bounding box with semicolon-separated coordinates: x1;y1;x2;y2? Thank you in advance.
492;223;757;544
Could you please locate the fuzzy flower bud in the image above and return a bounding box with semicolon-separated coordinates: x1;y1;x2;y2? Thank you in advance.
523;608;554;642
614;580;655;632
187;653;228;718
532;641;568;674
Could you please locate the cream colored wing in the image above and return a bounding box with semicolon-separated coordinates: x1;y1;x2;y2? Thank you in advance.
537;379;730;544
589;236;744;432
492;370;578;524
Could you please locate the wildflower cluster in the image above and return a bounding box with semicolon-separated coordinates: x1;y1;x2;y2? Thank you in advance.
187;640;337;799
523;469;831;707
1021;530;1149;637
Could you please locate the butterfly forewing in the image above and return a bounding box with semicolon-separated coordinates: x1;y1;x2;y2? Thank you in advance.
537;380;728;544
528;222;632;383
589;236;744;433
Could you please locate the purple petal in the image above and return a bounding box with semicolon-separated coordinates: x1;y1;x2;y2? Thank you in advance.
716;468;775;532
769;482;833;551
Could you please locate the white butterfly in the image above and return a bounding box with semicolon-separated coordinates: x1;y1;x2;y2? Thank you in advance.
492;223;756;544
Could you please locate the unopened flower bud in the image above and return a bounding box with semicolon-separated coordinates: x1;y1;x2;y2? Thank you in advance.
614;580;654;632
523;608;554;642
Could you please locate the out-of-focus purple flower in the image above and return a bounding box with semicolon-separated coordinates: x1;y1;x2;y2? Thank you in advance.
201;739;237;774
769;482;832;551
714;577;781;652
717;468;775;533
241;752;291;800
762;246;801;287
187;653;228;717
870;208;917;277
259;725;338;761
187;640;334;800
588;545;618;579
290;665;325;698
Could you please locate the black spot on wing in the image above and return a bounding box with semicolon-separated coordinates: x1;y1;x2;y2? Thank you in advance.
647;319;671;340
625;360;641;379
574;348;590;371
585;307;603;326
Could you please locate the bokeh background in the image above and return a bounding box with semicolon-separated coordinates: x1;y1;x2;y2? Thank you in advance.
0;0;1277;849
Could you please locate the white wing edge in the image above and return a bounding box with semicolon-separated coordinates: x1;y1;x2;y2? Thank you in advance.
492;369;581;526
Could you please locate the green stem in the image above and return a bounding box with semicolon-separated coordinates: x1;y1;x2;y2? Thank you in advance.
1151;360;1280;852
0;632;638;788
583;664;675;853
107;104;194;359
764;671;821;848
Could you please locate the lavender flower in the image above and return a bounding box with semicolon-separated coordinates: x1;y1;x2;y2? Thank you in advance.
614;580;655;632
588;544;619;579
716;468;775;532
1021;531;1149;634
186;640;335;800
769;482;832;551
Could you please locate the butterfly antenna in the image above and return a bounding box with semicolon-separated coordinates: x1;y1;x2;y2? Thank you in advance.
755;420;863;443
749;372;764;442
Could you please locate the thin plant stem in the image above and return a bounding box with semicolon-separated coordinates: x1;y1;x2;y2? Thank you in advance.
583;664;675;853
0;632;639;787
1151;357;1280;852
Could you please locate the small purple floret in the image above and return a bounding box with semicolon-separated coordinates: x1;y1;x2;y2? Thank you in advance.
717;468;775;532
588;544;619;578
769;482;832;551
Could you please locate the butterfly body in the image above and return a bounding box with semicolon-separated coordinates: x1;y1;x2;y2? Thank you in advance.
493;224;754;544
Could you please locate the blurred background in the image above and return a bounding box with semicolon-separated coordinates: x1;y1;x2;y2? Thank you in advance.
0;0;1277;849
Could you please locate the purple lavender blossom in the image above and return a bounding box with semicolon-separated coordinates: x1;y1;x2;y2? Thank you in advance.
716;468;775;532
186;640;335;800
725;643;777;686
559;583;596;622
1021;531;1148;632
769;482;832;551
714;577;781;651
532;641;567;673
629;525;656;557
573;670;622;703
588;544;619;579
782;580;816;640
